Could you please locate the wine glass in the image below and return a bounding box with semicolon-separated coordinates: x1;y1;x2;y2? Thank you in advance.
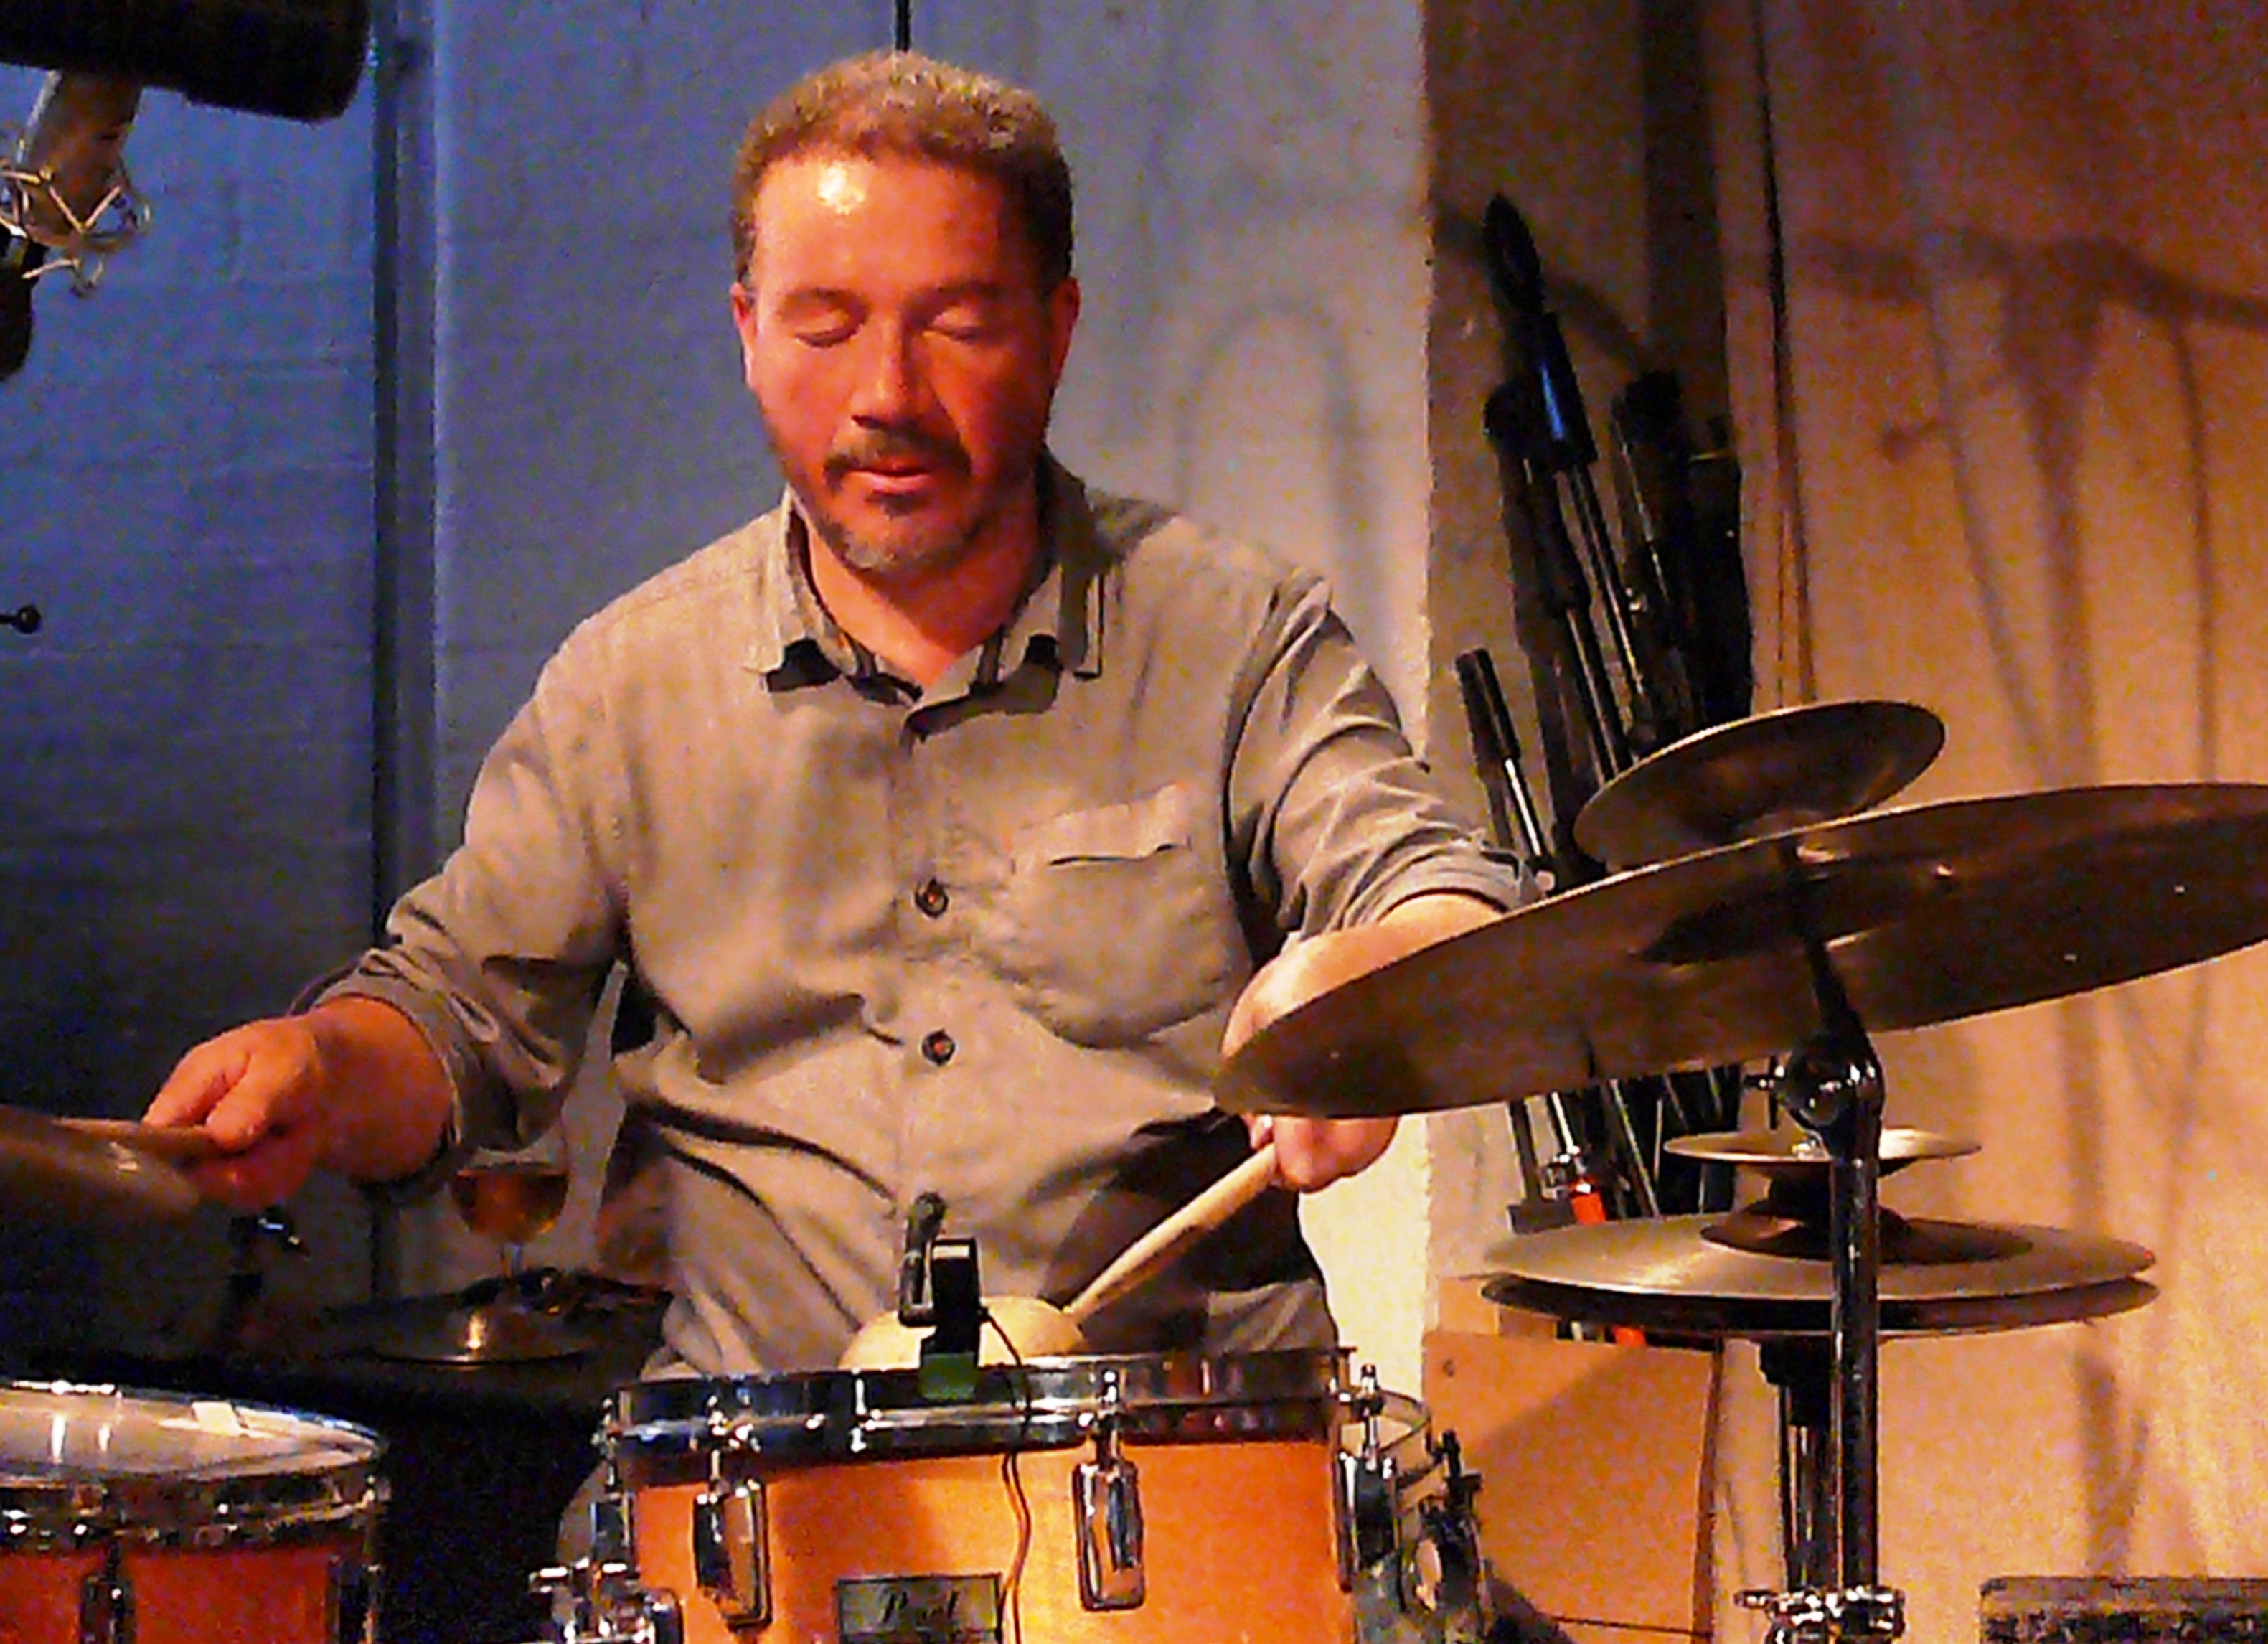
374;1127;590;1364
451;1127;574;1301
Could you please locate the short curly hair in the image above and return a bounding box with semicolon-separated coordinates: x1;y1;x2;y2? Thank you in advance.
730;50;1075;291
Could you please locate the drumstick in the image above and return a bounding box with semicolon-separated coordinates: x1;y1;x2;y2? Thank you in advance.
1062;1142;1279;1328
55;1117;227;1162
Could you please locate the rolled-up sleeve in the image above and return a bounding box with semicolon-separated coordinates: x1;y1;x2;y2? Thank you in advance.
319;630;628;1176
1225;567;1525;939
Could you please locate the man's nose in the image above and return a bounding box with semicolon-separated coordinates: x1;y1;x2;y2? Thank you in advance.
849;324;928;421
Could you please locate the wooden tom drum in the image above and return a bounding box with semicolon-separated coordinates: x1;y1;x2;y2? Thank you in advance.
601;1351;1435;1644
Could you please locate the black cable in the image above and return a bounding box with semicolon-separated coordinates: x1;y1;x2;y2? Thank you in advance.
982;1309;1034;1644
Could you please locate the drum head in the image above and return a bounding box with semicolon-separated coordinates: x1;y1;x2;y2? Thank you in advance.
0;1381;384;1546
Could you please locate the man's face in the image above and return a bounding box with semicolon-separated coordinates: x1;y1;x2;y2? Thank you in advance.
733;152;1078;583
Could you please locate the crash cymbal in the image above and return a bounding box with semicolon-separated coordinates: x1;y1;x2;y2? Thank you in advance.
1218;782;2268;1119
1664;1126;1978;1175
0;1105;202;1224
1479;1215;2155;1338
1576;700;1946;869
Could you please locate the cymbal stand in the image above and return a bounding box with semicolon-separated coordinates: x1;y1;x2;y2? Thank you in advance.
1736;873;1904;1643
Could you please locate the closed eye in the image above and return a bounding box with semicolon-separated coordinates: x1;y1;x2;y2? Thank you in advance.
920;284;1017;343
774;291;862;347
930;305;1005;342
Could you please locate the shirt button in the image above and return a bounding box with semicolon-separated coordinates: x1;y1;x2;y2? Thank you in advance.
921;1030;956;1066
914;878;949;917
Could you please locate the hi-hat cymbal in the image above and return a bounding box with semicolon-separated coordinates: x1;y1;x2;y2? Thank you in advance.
1665;1129;1984;1249
1576;700;1946;869
0;1104;202;1224
1479;1215;2155;1338
1218;782;2268;1119
1664;1127;1979;1175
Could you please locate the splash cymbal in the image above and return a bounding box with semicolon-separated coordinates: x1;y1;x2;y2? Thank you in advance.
1479;1215;2155;1338
1576;700;1946;869
1218;782;2268;1119
0;1104;202;1224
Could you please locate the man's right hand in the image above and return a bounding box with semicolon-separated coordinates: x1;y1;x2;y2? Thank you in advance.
142;996;454;1211
144;1015;339;1211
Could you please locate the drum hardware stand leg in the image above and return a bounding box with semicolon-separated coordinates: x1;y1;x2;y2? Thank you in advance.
527;1556;684;1644
213;1207;304;1353
330;1534;380;1644
1760;1339;1838;1598
1411;1432;1497;1643
1736;867;1904;1643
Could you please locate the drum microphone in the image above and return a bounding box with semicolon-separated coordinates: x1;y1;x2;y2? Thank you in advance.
0;70;142;378
0;0;371;380
4;70;143;261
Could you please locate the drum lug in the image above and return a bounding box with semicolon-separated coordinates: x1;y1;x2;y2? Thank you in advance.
589;1452;638;1565
1073;1371;1145;1611
1335;1363;1400;1593
692;1475;771;1627
79;1543;134;1644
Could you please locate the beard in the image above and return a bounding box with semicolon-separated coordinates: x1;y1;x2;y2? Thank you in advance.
796;427;1032;584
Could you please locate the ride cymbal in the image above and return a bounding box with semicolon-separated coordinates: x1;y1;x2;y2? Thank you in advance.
1479;1215;2155;1339
0;1104;202;1224
1576;700;1946;869
1218;782;2268;1119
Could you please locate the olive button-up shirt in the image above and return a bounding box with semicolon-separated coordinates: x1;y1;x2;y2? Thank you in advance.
336;460;1519;1373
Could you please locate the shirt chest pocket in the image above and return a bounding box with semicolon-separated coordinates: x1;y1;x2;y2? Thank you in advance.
987;782;1245;1046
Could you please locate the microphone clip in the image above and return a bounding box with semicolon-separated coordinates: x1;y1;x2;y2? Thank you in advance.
895;1193;986;1399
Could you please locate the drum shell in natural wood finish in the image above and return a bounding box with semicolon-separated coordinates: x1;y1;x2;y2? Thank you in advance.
631;1432;1352;1643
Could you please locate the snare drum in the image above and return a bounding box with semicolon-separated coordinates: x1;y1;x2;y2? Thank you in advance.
0;1381;385;1644
593;1351;1441;1644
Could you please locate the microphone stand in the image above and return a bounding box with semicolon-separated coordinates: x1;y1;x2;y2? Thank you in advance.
1457;648;1660;1226
1483;194;1678;774
1477;190;1755;1213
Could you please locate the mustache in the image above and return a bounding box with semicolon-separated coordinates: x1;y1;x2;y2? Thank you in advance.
826;427;969;478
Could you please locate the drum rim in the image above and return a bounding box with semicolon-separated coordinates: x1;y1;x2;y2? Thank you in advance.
605;1349;1426;1483
0;1379;386;1549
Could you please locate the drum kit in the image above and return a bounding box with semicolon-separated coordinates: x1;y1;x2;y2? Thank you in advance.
6;702;2268;1643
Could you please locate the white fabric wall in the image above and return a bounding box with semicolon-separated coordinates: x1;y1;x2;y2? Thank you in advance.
1710;3;2268;1633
